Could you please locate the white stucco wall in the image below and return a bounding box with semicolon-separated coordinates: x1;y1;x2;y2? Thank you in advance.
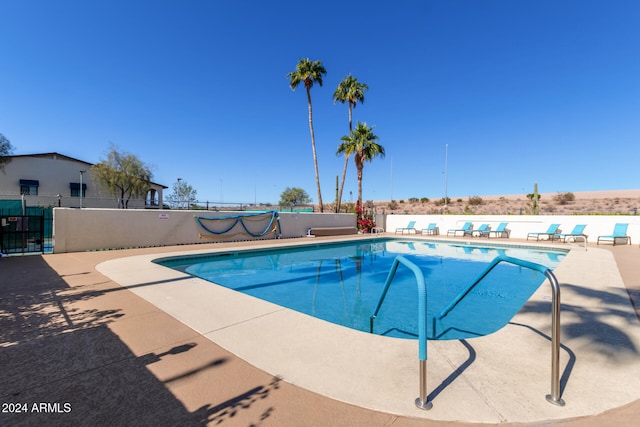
51;207;639;253
383;214;640;243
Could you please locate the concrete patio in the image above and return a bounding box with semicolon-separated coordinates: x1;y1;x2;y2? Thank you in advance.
1;236;639;426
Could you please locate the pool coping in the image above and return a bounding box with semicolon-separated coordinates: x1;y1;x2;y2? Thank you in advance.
96;235;640;423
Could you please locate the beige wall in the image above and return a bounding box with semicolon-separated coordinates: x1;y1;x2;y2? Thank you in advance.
1;154;163;209
53;208;357;253
53;208;638;253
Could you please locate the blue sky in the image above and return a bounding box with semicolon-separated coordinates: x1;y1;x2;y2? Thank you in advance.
1;1;639;205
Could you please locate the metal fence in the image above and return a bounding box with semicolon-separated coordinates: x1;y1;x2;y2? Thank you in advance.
0;202;53;254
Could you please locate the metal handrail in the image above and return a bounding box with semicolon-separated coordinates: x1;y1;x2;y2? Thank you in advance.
369;256;432;410
435;254;565;406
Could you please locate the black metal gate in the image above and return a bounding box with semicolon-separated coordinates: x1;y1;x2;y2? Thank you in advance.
0;214;46;255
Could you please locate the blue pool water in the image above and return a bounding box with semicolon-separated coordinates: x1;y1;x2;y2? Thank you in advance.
157;239;566;340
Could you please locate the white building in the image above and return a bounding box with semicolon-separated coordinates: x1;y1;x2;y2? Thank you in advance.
0;153;166;209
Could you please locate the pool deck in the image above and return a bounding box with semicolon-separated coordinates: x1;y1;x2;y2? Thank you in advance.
1;235;639;426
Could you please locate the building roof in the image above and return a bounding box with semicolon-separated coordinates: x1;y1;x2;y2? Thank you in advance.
7;152;94;166
7;152;168;188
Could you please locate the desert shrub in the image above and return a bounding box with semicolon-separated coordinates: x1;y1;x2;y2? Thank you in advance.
387;200;399;210
434;197;450;206
456;198;463;203
553;192;575;205
468;196;484;206
343;202;355;213
420;197;430;203
408;197;419;203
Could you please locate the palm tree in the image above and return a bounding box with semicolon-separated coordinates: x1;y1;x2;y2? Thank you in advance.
287;58;327;212
333;74;368;212
337;122;384;215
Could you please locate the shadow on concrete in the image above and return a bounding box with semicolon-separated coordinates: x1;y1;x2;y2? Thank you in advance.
0;256;124;346
428;339;476;404
192;376;282;426
509;321;577;399
520;282;639;359
0;255;283;426
0;324;204;426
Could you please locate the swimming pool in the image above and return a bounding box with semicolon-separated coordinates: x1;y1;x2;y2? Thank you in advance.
157;238;566;340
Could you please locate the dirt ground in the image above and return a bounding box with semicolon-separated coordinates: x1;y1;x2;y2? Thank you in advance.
367;189;640;216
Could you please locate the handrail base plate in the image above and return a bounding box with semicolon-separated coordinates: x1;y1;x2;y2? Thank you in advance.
545;394;566;407
415;397;433;410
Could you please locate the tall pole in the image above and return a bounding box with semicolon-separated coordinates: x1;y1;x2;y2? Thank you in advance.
177;178;182;209
390;156;393;201
335;175;339;213
444;144;448;210
80;170;86;209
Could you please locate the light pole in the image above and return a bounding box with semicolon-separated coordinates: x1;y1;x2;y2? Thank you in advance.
80;170;86;209
177;178;182;209
390;156;393;201
444;144;448;210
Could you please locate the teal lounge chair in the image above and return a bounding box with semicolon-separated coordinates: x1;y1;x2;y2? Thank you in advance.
527;224;560;241
553;224;588;243
471;224;490;237
421;223;439;235
447;222;473;237
396;220;417;234
597;223;630;245
488;222;510;238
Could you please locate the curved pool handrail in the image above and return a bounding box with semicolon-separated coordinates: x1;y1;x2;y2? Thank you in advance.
369;255;432;410
436;254;565;406
370;254;565;409
436;255;548;321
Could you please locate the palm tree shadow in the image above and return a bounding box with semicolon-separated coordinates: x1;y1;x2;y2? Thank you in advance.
520;282;639;359
193;376;282;425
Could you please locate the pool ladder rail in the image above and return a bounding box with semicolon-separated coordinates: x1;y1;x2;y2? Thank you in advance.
370;254;565;410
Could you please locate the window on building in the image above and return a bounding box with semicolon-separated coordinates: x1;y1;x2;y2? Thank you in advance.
19;179;39;195
69;182;86;197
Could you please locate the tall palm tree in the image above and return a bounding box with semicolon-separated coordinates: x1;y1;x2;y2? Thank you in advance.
337;122;384;215
287;58;327;212
333;74;368;212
